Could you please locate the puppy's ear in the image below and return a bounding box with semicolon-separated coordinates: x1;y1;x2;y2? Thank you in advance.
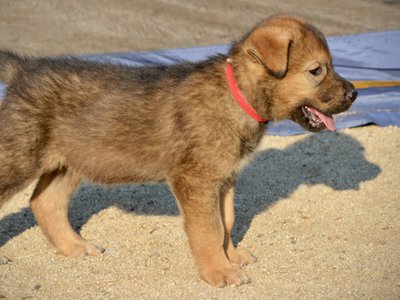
246;26;292;79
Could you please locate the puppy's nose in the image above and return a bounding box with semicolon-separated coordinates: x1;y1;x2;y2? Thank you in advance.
346;89;358;102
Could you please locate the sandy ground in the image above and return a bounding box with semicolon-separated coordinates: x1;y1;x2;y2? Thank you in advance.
0;0;400;299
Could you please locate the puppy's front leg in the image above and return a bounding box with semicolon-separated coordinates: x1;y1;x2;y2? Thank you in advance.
220;185;255;266
170;176;250;287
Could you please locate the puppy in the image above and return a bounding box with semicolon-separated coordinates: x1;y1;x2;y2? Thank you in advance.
0;15;356;287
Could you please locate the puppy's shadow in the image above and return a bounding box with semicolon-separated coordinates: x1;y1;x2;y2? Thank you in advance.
0;132;381;247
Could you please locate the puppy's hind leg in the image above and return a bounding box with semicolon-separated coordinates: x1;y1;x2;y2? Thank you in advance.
0;100;44;208
0;147;39;208
0;112;43;264
30;167;104;257
0;161;36;263
0;168;37;208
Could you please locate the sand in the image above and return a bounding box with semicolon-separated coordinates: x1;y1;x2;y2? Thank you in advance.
0;1;399;299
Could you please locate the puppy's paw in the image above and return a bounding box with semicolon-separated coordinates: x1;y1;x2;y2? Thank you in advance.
58;240;105;258
201;263;251;287
227;247;256;267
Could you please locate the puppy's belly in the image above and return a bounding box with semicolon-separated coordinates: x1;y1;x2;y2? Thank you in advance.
48;122;183;184
68;150;173;184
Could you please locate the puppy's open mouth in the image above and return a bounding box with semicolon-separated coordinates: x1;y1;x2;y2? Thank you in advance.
301;106;336;131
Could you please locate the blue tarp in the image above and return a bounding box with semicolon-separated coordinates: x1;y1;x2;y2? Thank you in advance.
1;30;399;135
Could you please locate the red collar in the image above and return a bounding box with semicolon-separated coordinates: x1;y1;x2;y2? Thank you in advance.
225;62;267;123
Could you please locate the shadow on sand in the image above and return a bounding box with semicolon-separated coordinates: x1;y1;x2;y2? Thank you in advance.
0;131;381;248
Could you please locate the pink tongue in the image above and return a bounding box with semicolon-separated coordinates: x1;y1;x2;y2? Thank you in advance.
307;106;336;131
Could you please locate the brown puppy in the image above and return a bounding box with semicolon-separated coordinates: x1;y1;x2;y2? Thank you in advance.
0;15;356;287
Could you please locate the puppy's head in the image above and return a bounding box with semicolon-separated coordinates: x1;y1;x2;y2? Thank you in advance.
231;15;357;132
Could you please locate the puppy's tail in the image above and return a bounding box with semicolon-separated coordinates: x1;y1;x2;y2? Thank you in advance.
0;50;25;84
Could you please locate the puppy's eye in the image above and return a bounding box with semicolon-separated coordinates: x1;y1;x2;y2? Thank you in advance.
309;66;322;76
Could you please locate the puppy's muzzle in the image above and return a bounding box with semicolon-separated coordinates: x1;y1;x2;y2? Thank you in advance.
346;89;358;103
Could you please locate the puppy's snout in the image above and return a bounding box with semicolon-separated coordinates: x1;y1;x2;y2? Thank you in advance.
346;89;358;103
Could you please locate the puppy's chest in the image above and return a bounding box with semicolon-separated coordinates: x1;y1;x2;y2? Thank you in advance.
233;128;264;173
239;138;259;158
238;124;265;158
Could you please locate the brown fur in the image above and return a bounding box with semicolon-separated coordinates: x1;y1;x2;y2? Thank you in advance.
0;15;356;287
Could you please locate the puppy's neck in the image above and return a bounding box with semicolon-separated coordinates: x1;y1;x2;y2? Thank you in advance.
226;55;275;123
